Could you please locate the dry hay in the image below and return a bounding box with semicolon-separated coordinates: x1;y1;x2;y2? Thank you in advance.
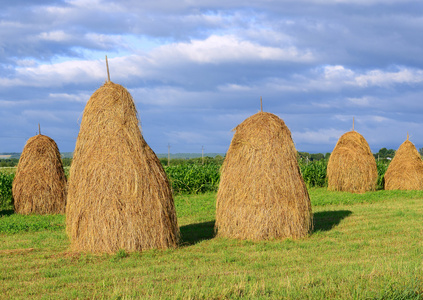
215;112;313;240
66;81;179;253
12;134;67;214
327;131;377;193
384;138;423;190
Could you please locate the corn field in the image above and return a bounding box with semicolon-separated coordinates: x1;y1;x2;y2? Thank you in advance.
0;159;391;207
164;164;220;194
0;172;14;209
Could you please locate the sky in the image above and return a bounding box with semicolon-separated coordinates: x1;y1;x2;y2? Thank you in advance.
1;0;423;154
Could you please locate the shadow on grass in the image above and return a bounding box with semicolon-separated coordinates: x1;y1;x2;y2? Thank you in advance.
0;209;14;217
313;210;352;232
179;220;215;246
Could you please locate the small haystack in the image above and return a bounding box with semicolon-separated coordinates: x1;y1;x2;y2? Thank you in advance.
66;81;179;253
12;134;67;214
215;112;313;240
327;131;377;193
384;136;423;190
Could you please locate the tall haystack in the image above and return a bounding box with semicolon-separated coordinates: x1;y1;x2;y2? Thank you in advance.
384;137;423;190
66;81;179;253
12;134;67;214
327;131;377;193
215;112;312;240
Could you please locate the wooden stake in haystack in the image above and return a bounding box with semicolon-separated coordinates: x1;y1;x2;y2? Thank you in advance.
384;134;423;190
105;55;111;82
215;111;313;240
12;132;67;214
66;59;179;253
327;127;377;193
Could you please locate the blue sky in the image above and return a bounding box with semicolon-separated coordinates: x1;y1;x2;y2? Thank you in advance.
1;0;423;154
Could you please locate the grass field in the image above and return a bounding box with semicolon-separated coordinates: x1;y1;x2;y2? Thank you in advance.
1;189;423;299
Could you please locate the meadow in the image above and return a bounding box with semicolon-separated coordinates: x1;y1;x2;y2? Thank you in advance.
1;159;422;299
1;188;423;299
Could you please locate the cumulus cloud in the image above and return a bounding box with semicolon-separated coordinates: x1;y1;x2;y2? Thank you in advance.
1;0;423;153
355;68;423;87
152;35;315;64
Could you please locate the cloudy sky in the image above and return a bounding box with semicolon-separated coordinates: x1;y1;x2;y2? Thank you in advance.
1;0;423;154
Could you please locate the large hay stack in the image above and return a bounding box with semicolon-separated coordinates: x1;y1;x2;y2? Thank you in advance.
384;138;423;190
66;81;178;253
215;112;312;240
12;134;67;214
327;131;377;193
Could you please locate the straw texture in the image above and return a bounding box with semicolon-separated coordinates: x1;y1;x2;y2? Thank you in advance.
384;139;423;190
66;81;179;253
12;134;67;214
327;131;377;193
215;112;313;240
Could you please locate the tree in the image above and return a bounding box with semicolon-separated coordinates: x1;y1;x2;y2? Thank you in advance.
374;148;396;160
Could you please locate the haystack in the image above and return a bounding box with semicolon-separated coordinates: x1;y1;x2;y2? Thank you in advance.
384;137;423;190
215;112;313;240
66;81;179;253
327;131;377;193
12;134;67;214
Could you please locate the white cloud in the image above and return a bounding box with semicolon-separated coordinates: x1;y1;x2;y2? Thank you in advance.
6;59;105;87
152;35;315;64
288;0;415;5
323;65;355;81
346;96;374;107
38;30;72;42
49;92;90;102
297;65;423;92
217;83;254;92
355;68;423;87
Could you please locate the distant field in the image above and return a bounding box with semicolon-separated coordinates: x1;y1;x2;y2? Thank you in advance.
0;167;16;175
0;152;225;160
156;153;226;159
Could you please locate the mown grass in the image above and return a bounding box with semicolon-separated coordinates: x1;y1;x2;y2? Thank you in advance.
1;189;423;299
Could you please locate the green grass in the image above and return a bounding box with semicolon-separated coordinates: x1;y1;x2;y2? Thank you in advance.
0;211;64;234
309;188;423;206
1;189;423;299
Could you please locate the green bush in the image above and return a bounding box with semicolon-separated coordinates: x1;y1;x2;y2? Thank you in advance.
0;172;14;209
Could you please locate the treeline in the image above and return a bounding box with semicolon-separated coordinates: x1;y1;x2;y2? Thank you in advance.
0;157;72;167
297;152;330;161
0;158;19;167
159;155;225;166
4;147;422;168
